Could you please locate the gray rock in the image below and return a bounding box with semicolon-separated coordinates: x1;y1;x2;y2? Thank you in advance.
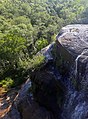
56;24;88;91
3;79;54;119
56;24;88;119
3;24;88;119
56;24;88;57
38;42;55;62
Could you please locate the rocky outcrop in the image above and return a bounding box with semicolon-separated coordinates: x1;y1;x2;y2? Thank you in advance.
3;79;54;119
2;42;66;119
30;43;66;119
56;25;88;57
56;24;88;119
56;24;88;91
31;62;65;119
3;24;88;119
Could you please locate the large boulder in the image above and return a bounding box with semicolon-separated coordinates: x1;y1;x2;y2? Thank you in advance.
56;24;88;57
56;24;88;90
56;24;88;119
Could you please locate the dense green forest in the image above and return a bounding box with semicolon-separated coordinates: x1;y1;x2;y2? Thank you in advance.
0;0;88;89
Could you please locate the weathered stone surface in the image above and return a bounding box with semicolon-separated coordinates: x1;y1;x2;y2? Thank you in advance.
2;43;65;119
56;24;88;57
62;91;88;119
2;79;54;119
56;24;88;90
56;25;88;119
3;24;88;119
31;61;65;119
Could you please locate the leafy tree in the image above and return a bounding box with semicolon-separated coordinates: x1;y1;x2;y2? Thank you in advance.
0;0;87;88
35;38;48;51
0;33;26;71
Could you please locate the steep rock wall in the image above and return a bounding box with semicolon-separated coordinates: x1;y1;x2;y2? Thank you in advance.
56;24;88;119
56;24;88;91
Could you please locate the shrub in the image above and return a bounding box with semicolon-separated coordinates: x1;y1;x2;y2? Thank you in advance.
0;77;14;89
29;54;45;70
35;38;48;51
19;54;45;70
0;33;26;74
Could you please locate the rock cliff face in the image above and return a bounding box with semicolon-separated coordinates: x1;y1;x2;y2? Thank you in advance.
3;25;88;119
56;24;88;91
56;24;88;119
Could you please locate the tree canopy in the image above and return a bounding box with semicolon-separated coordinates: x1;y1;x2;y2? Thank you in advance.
0;0;87;88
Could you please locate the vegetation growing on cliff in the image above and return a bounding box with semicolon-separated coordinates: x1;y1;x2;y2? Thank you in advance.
0;0;87;89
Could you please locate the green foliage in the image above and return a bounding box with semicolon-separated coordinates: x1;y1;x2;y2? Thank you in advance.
0;0;85;49
28;54;45;70
35;38;48;51
0;77;14;89
17;54;45;71
0;33;26;75
0;0;87;89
